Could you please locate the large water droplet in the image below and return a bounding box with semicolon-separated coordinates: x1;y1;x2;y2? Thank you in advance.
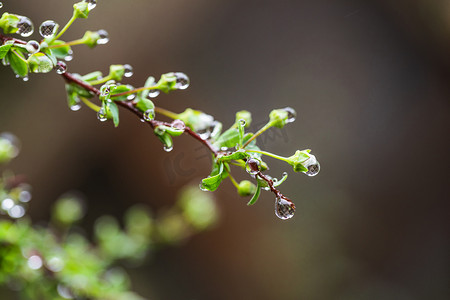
70;103;81;111
174;72;190;89
245;158;261;175
8;205;25;218
26;40;40;54
55;61;67;74
143;108;155;121
303;154;320;176
17;16;34;37
96;29;109;45
97;108;107;122
171;119;185;131
39;20;58;38
148;88;160;98
123;64;133;77
27;255;43;270
0;132;20;157
84;0;97;10
283;107;297;123
274;196;295;220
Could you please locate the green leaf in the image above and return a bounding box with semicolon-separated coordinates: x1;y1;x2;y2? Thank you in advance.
247;181;262;205
47;40;72;59
0;43;13;59
28;52;53;73
200;163;224;192
110;85;132;101
139;76;156;99
81;30;100;48
217;149;249;163
41;48;57;66
7;50;28;77
81;71;103;82
213;128;239;149
135;97;154;113
108;102;120;127
0;13;20;34
109;65;125;81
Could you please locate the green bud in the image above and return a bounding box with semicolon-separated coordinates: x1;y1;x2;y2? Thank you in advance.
28;53;54;73
73;2;90;19
235;110;252;128
237;180;257;197
154;127;173;151
156;72;177;93
269;107;297;128
81;30;99;48
109;64;125;81
0;13;20;34
286;149;320;176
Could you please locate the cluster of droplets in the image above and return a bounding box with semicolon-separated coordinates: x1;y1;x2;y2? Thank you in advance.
39;20;58;38
274;195;295;220
0;184;32;219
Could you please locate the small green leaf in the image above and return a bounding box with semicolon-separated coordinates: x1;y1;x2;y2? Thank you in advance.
7;50;28;77
0;13;20;34
135;97;154;113
108;102;120;127
201;163;224;192
213;128;239;149
47;40;72;59
217;149;249;163
110;85;132;101
247;181;262;205
81;71;103;82
139;76;156;99
235;110;252;127
81;30;100;48
0;43;13;59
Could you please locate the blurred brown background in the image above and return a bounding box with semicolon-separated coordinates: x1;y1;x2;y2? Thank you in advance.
1;0;449;299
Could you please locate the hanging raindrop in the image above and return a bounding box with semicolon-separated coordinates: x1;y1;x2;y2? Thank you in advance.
17;16;34;37
245;158;261;175
174;72;190;90
148;88;160;98
282;107;297;123
96;29;109;44
123;64;133;77
55;61;67;74
199;182;208;191
239;119;246;127
22;76;29;82
143;108;155;121
84;0;97;10
26;40;40;54
163;145;173;152
303;154;320;176
39;20;58;38
64;50;73;61
97;108;107;122
274;196;295;220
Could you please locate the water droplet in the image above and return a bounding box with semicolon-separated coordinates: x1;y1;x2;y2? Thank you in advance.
245;158;261;175
70;103;81;111
239;119;246;126
148;88;160;98
27;255;43;270
123;64;133;77
64;50;73;61
57;284;74;299
261;175;272;191
143;108;155;121
19;191;32;202
55;61;67;74
17;16;34;37
1;198;14;211
171;119;185;131
220;147;228;151
8;205;25;218
39;20;58;38
174;72;190;89
100;84;111;97
282;107;297;123
199;182;208;191
2;57;10;66
163;145;173;152
303;154;320;176
97;108;107;122
0;3;3;9
22;76;29;82
96;29;109;45
274;196;295;220
127;93;136;100
0;132;20;157
26;40;40;54
47;257;64;272
84;0;97;10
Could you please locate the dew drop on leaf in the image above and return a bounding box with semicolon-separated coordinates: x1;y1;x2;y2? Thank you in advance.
97;108;107;122
282;107;297;123
303;154;320;176
17;16;34;37
22;76;29;82
174;72;190;90
39;20;58;38
274;196;295;220
26;40;40;54
148;88;160;98
143;108;155;121
163;145;173;152
64;50;73;61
